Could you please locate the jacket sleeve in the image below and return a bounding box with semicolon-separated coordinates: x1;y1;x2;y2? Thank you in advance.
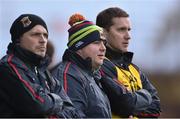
134;71;161;117
100;75;152;117
0;65;63;117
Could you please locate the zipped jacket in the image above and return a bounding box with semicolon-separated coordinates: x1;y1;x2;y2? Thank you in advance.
100;47;161;118
52;49;111;118
0;44;77;118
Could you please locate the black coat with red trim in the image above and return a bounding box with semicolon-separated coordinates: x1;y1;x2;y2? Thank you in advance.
0;44;77;117
100;47;161;118
52;49;112;118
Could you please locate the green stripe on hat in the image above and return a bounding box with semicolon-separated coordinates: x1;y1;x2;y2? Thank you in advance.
69;25;100;41
68;25;102;47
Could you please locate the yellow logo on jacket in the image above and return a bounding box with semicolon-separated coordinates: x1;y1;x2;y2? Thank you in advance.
112;64;142;118
115;64;142;92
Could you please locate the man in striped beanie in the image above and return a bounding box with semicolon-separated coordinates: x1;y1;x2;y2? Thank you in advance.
52;13;112;118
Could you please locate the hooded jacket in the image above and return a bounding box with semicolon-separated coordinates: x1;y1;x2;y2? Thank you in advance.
52;49;111;118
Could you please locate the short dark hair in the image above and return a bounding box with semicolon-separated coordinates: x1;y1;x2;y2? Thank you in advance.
96;7;129;30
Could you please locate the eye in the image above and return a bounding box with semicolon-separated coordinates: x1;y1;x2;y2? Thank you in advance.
31;32;48;39
43;33;48;39
32;33;40;36
93;41;101;44
102;40;107;46
117;27;131;32
118;27;126;32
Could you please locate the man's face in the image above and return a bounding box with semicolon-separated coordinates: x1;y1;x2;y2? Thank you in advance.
106;17;131;53
77;40;106;70
19;25;48;57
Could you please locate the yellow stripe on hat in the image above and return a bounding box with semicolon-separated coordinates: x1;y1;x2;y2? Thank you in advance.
68;26;102;47
69;25;101;41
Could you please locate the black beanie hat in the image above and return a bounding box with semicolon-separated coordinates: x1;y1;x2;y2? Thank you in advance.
10;14;48;43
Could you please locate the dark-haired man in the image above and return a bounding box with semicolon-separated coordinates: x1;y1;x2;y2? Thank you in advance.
96;7;161;118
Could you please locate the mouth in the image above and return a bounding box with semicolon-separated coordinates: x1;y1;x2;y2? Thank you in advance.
123;42;129;47
97;54;105;59
38;46;46;51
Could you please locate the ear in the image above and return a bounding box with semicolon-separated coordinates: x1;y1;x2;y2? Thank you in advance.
76;49;86;59
103;28;108;38
76;49;82;56
14;39;21;46
99;29;106;40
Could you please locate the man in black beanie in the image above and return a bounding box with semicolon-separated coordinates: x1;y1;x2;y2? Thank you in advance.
0;14;79;118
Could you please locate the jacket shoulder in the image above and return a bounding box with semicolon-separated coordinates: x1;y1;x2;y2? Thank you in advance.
130;63;140;72
52;61;87;84
0;54;15;72
101;59;117;79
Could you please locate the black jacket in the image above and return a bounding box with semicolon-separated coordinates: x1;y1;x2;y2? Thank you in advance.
52;49;111;118
0;44;78;118
100;47;161;118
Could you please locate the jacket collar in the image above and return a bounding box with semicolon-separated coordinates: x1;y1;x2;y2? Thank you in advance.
63;49;93;72
7;43;50;71
105;47;134;66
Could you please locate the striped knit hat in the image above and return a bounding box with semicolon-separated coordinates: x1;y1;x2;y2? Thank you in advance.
67;13;105;51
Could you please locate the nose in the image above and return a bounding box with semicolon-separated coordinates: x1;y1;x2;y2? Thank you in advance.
39;34;47;43
125;31;131;40
100;41;106;51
